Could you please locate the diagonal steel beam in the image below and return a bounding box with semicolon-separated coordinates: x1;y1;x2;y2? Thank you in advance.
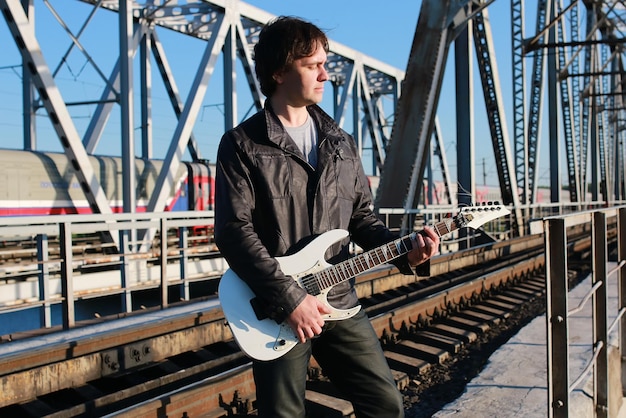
1;0;113;217
357;65;386;169
150;29;203;160
375;0;456;228
83;26;142;154
147;10;229;213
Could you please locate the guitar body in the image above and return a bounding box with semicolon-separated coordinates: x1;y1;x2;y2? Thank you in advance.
218;229;361;361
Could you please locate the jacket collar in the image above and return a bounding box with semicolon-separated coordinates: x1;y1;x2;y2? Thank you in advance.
263;101;344;152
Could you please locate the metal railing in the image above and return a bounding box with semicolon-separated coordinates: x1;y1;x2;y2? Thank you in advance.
543;206;626;418
0;211;222;334
1;202;622;341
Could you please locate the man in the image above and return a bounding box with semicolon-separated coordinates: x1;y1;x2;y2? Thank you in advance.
214;16;439;418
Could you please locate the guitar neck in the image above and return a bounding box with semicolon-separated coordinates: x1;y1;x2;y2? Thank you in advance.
300;217;459;296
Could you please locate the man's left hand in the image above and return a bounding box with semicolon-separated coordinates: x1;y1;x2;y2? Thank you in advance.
407;227;439;267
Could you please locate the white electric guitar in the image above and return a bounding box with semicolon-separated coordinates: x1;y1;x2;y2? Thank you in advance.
219;203;510;361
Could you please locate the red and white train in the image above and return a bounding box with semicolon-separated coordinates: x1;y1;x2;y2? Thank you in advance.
0;149;559;217
0;149;214;216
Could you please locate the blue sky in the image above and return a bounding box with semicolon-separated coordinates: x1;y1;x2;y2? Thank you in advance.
0;0;552;186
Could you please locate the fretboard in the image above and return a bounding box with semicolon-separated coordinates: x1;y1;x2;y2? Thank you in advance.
300;216;460;296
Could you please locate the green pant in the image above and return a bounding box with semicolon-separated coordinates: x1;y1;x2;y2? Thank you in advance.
253;309;404;418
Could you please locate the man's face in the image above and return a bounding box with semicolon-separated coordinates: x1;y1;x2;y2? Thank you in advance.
274;41;328;107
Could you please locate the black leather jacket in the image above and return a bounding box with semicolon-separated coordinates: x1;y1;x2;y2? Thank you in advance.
214;103;420;322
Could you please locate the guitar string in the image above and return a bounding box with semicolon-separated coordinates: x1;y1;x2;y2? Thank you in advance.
299;238;408;291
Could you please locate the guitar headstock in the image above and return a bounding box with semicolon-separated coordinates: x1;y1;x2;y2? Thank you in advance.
455;202;510;230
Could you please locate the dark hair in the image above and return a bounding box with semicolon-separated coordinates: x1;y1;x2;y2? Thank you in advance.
254;16;329;97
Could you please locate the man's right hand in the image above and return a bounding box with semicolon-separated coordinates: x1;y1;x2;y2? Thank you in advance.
286;294;332;343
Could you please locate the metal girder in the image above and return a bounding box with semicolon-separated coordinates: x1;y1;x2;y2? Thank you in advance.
511;0;528;204
456;21;474;211
140;18;153;159
580;5;595;194
120;0;136;214
555;5;581;203
472;9;523;235
329;53;399;169
146;10;229;214
223;21;237;131
1;0;113;217
374;0;456;227
22;0;35;150
356;65;387;170
598;44;610;201
328;42;402;168
610;57;625;200
474;10;516;203
569;2;584;199
331;55;356;127
150;29;203;160
233;16;264;113
58;0;404;217
526;0;549;204
433;118;454;206
375;0;497;231
547;1;561;204
589;1;626;201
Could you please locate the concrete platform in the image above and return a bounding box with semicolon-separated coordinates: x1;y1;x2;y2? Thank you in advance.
433;263;625;418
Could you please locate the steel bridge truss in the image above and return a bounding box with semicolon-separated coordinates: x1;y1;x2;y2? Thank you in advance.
512;0;626;206
0;0;404;224
375;0;625;235
3;0;626;245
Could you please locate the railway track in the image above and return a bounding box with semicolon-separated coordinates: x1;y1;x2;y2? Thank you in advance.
0;224;601;417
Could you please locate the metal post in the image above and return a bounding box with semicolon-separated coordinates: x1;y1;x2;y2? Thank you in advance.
36;234;51;328
120;0;136;215
119;229;132;313
590;94;599;201
21;0;36;149
427;142;433;206
160;218;168;308
455;21;474;249
140;26;153;160
179;226;189;301
223;23;237;131
547;0;561;206
618;207;626;396
546;217;569;418
59;222;75;329
352;78;363;157
593;211;608;417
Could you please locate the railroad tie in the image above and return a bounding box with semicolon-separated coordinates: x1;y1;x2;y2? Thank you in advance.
305;389;355;418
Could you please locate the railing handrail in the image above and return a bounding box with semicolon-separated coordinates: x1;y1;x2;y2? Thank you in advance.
543;206;626;418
